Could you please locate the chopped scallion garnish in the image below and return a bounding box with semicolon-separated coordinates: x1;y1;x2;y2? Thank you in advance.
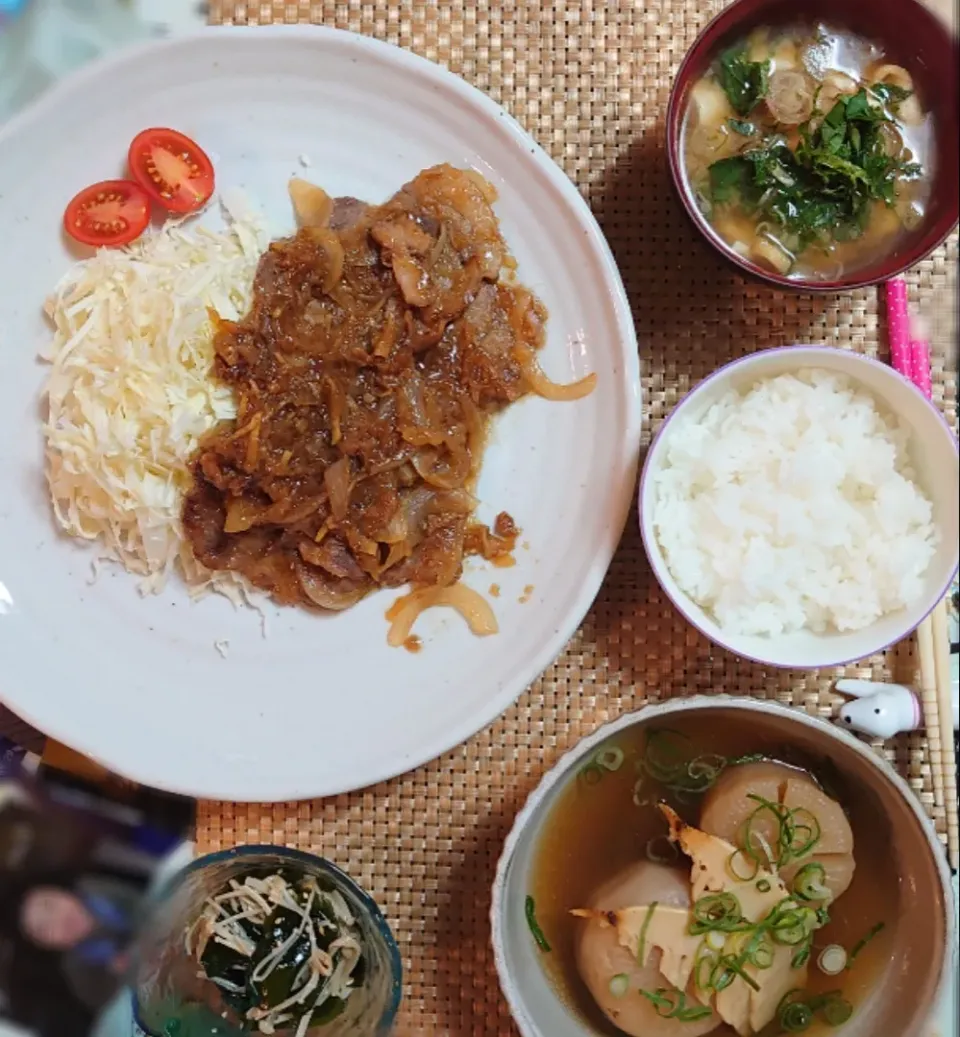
524;895;551;952
740;794;822;871
847;920;885;966
778;991;815;1032
706;929;727;951
777;988;854;1031
793;862;830;901
639;987;714;1021
608;972;629;997
579;745;624;785
817;944;848;975
690;892;748;934
597;746;625;772
637;901;658;967
639;730;729;797
821;994;854;1025
727;847;760;882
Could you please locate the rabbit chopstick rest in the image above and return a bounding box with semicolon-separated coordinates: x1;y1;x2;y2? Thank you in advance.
836;678;960;739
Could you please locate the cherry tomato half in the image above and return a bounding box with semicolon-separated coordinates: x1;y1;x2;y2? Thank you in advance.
63;179;151;248
128;128;215;214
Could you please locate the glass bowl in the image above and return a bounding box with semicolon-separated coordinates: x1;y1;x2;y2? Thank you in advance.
132;845;402;1037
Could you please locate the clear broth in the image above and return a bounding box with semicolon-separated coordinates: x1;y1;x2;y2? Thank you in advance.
682;23;934;281
528;716;897;1036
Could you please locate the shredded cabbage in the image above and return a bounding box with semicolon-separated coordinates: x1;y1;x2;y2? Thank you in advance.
42;196;267;598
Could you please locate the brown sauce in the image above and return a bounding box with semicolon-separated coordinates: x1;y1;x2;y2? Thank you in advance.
529;715;896;1036
182;166;536;612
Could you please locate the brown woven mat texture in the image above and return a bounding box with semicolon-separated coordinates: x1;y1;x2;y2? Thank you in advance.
202;2;958;1034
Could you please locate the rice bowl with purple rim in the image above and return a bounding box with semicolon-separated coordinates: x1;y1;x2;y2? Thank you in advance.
639;346;959;669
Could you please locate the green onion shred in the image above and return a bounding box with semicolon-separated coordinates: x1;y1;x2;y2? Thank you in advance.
524;895;551;952
639;987;714;1022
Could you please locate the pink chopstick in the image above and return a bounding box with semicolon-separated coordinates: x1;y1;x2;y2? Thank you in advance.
885;278;911;377
909;337;932;399
884;280;953;866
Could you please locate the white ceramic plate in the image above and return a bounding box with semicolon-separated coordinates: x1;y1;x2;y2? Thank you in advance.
0;27;640;801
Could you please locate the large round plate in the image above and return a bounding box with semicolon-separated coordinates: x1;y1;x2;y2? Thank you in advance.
0;27;640;801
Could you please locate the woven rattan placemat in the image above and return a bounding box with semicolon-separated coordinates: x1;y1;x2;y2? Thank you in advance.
200;3;959;1033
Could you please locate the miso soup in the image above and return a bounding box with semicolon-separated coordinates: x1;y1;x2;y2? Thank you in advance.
526;716;897;1036
682;24;934;280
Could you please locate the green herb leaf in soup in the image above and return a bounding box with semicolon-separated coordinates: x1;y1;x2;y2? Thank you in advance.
869;82;913;111
717;45;771;115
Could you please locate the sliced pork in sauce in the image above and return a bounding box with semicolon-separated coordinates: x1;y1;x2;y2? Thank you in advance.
183;165;589;616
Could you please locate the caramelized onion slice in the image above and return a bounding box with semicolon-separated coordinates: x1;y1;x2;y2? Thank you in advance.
297;564;369;611
412;446;472;490
224;497;261;534
304;227;345;293
386;584;498;646
289;178;333;227
324;457;352;521
513;343;597;402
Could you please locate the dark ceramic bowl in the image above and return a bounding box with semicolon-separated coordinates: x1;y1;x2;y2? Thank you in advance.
666;0;959;291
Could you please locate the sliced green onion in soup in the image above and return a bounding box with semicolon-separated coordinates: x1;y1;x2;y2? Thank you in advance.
690;892;746;933
817;944;848;975
848;921;885;965
820;994;854;1025
637;902;658;966
608;973;630;998
793;862;830;901
791;935;814;968
684;753;727;787
749;934;775;970
741;794;822;869
632;776;652;807
524;895;551;952
771;907;818;946
784;807;822;860
642;729;692;782
727;847;760;881
705;930;727;951
694;947;717;991
596;746;625;772
639;988;714;1022
713;954;760;992
778;991;814;1032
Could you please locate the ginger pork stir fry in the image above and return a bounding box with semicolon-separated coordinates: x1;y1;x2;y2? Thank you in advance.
182;165;594;614
188;871;365;1036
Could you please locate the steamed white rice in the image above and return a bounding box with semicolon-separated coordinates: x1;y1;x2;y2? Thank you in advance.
652;369;938;636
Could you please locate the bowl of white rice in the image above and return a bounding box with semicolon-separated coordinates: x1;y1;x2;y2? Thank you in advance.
639;346;959;668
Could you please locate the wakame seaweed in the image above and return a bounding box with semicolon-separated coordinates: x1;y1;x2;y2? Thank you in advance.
200;939;256;1014
191;872;367;1034
249;904;315;1009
